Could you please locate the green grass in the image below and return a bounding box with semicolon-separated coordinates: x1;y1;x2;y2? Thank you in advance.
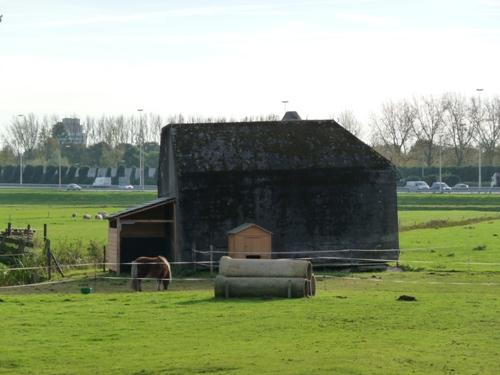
399;219;500;272
2;190;500;374
1;273;499;375
0;188;155;206
0;189;156;248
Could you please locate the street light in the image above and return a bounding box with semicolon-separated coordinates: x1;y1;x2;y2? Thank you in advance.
477;88;484;190
17;114;25;185
281;100;289;113
58;144;71;189
137;108;144;190
438;136;443;193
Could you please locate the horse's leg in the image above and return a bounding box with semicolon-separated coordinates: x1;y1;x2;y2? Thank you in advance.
163;278;170;291
156;279;161;291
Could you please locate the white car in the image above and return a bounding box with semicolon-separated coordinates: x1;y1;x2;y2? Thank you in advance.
66;183;82;191
120;185;134;190
430;182;451;193
405;181;430;192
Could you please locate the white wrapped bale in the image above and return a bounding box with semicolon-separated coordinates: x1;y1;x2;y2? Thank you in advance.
214;275;309;298
219;256;312;279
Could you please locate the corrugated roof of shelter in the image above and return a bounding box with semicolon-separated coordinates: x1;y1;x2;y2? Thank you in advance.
227;223;273;235
161;119;393;174
107;197;175;219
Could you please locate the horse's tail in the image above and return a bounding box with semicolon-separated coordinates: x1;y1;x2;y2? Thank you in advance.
131;261;138;291
159;256;172;281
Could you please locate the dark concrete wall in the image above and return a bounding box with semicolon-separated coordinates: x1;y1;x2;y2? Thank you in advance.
177;168;398;261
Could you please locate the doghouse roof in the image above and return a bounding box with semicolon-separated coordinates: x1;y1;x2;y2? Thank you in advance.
160;119;393;174
107;197;175;220
227;223;273;235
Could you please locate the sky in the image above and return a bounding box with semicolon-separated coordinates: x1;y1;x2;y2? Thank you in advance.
1;0;500;138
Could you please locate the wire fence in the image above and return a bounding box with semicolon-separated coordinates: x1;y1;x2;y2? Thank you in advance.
2;246;500;289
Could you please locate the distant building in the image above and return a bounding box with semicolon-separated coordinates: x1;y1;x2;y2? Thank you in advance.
57;118;86;145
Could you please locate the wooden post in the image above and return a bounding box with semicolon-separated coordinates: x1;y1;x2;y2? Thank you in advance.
116;218;121;274
50;251;64;277
209;245;214;275
102;246;106;272
43;223;47;242
7;222;12;236
46;240;52;280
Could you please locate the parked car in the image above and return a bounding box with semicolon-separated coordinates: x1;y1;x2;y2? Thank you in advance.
453;183;469;191
66;183;82;191
405;181;430;192
430;182;451;193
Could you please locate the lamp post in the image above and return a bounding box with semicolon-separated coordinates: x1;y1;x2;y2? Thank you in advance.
281;100;289;113
17;114;25;185
58;144;71;189
477;88;484;190
137;108;144;190
439;136;443;193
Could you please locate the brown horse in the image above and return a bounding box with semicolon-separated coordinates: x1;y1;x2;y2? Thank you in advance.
131;256;171;292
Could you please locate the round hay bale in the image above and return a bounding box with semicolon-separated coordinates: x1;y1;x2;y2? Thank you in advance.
214;275;308;298
219;256;312;279
308;274;316;297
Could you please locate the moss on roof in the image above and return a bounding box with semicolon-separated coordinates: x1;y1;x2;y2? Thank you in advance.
161;120;393;174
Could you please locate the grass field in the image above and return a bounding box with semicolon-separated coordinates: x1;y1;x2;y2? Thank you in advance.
1;190;500;374
1;273;499;375
0;189;155;248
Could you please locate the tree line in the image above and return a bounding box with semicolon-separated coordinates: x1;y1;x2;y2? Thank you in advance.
1;95;498;169
371;93;500;167
0;113;281;168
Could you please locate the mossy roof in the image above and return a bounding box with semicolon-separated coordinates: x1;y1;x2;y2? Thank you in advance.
161;120;393;174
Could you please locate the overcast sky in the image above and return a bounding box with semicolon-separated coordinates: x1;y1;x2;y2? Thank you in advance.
1;0;499;136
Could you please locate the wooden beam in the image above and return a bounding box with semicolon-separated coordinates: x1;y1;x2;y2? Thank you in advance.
121;219;174;224
116;218;121;274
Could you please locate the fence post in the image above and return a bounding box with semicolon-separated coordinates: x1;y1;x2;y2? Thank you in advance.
103;246;106;272
43;223;47;242
46;240;52;280
209;245;214;275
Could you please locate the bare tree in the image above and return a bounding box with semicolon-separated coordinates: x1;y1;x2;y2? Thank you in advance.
470;95;500;166
148;113;163;143
412;96;446;166
370;100;416;163
84;115;97;145
7;113;40;156
443;93;475;166
333;110;362;138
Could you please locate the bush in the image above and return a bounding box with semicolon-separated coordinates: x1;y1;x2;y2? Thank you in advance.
0;251;46;286
87;240;104;263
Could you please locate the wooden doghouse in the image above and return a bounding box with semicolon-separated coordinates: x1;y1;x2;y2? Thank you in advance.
227;223;272;259
107;197;177;273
